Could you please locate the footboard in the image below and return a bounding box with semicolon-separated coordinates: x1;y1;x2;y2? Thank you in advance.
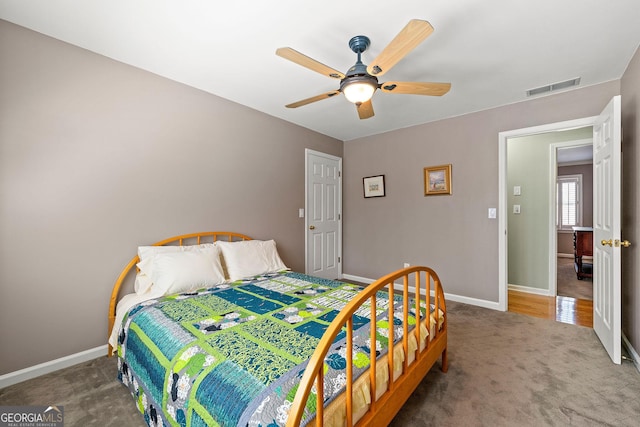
287;266;447;427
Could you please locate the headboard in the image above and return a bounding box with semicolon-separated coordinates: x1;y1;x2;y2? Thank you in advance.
108;231;252;351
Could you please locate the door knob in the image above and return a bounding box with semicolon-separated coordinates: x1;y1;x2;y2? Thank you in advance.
601;239;632;247
309;225;315;230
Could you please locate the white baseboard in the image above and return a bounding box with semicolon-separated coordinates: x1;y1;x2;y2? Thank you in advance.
342;274;502;311
343;273;422;294
557;253;593;261
341;273;374;284
0;345;108;389
622;333;640;373
508;283;553;296
444;293;502;310
5;287;635;391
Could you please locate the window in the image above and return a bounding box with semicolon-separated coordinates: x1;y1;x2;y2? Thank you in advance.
557;174;582;231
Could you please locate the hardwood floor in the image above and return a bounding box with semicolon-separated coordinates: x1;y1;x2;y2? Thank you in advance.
508;290;593;327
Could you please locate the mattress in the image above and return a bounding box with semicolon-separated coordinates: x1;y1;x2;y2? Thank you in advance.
114;271;441;426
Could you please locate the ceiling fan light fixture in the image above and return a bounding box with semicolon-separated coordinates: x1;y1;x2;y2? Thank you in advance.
341;76;377;104
343;82;375;104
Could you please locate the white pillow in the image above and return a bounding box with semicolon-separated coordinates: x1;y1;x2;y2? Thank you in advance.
147;246;226;295
134;246;182;294
217;239;288;281
134;243;217;295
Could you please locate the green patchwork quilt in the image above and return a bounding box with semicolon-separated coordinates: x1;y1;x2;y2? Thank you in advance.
116;271;425;427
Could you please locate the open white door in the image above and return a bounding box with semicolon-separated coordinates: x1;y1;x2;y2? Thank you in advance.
593;95;624;364
305;150;342;279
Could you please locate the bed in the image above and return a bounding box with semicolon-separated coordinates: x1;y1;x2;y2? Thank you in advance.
108;231;447;427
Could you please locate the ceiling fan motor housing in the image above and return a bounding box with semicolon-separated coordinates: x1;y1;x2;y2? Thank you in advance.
340;35;379;95
340;63;379;88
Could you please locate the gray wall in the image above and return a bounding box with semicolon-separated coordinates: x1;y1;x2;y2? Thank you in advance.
620;43;640;361
3;18;639;376
0;20;342;374
344;81;619;304
344;44;640;358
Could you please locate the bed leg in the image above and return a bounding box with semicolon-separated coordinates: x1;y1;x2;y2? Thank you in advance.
440;348;448;373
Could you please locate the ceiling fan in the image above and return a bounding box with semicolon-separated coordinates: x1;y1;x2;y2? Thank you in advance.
276;19;451;120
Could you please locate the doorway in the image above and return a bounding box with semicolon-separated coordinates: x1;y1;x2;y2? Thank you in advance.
499;96;623;364
503;127;593;301
555;142;593;301
503;130;595;329
497;116;596;311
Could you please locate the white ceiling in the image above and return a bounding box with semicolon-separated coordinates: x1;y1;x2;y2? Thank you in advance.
1;0;639;141
558;145;593;165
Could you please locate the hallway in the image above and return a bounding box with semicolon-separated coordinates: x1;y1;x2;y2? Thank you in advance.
508;290;592;327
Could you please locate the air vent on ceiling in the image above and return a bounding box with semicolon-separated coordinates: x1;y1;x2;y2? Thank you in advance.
526;77;581;97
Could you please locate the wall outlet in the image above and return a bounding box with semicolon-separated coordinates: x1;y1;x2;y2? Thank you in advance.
513;204;521;214
403;263;410;268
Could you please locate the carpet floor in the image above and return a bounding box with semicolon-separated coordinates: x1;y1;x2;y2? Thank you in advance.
1;301;638;426
557;256;593;301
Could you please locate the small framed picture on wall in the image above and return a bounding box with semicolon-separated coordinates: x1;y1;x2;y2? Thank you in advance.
424;164;452;196
363;175;385;198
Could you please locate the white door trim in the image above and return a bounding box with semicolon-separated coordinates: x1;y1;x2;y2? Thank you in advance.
304;149;343;278
498;117;596;311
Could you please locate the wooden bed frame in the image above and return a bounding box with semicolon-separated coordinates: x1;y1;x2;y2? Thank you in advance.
107;231;252;355
108;232;447;426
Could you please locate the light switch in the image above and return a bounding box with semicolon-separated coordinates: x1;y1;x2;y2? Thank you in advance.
488;208;497;219
298;208;304;218
513;205;521;214
514;186;521;196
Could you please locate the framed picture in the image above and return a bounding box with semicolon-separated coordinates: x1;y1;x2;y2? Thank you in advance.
424;164;452;196
363;175;385;198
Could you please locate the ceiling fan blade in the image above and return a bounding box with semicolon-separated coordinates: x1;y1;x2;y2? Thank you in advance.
356;100;374;119
276;47;345;80
367;19;434;77
285;90;341;108
380;81;451;96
